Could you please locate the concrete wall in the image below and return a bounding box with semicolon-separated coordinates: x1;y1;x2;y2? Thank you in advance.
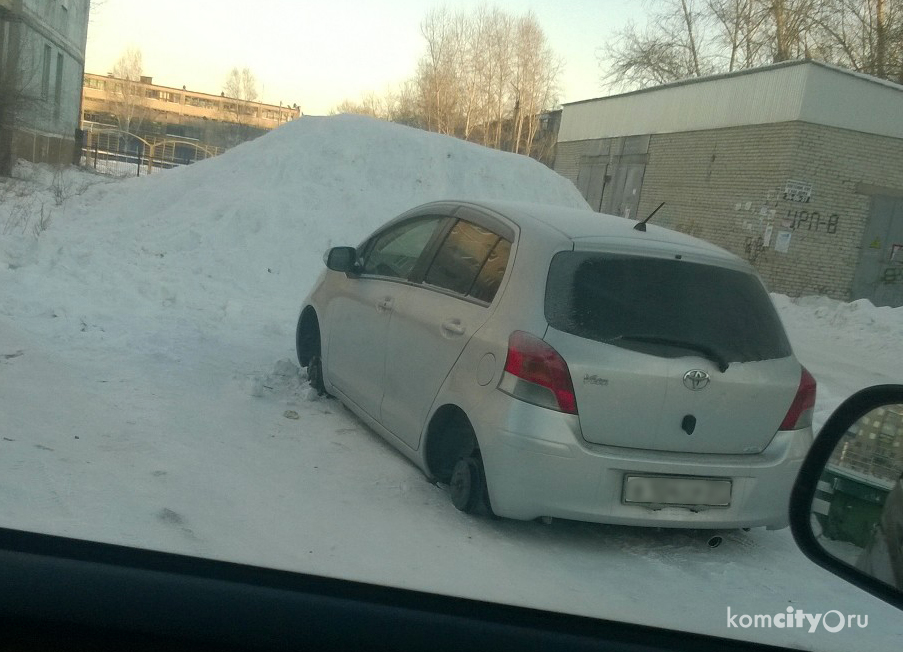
555;122;903;300
11;127;76;164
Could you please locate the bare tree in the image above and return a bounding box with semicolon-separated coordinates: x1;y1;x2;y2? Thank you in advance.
388;79;425;127
510;12;562;155
332;5;562;160
601;0;716;89
331;92;390;119
815;0;903;80
415;7;463;135
107;47;149;137
222;67;259;146
456;7;484;140
487;8;514;148
332;80;427;129
707;0;770;70
600;0;903;89
769;0;822;61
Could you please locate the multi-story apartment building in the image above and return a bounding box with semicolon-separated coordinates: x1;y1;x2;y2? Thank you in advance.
81;72;301;153
0;0;91;175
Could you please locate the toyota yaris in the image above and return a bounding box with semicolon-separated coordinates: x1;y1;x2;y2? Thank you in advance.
295;200;816;529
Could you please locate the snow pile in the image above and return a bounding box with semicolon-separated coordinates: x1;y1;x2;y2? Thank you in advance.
772;293;903;429
0;115;588;354
774;294;903;349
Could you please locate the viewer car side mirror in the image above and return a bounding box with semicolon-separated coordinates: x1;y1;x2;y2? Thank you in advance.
790;385;903;610
324;246;357;273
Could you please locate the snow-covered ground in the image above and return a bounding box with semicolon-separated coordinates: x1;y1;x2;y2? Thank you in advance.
1;116;901;651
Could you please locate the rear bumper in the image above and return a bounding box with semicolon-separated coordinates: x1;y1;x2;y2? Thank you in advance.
474;392;813;530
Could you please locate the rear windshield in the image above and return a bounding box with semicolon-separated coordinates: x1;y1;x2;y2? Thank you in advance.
545;252;792;365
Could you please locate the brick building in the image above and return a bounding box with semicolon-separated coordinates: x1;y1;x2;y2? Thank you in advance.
554;61;903;307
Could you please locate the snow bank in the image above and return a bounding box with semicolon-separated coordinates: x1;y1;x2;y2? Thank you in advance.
773;293;903;429
773;294;903;350
0;116;587;352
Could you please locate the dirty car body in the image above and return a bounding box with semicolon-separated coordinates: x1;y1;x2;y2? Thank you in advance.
296;200;816;529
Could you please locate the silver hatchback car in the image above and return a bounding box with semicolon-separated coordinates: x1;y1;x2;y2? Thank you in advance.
296;200;816;530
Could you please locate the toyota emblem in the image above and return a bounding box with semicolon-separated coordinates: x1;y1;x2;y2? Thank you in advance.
683;369;710;390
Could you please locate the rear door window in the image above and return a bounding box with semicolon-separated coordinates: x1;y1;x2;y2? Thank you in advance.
545;252;792;364
424;220;509;300
469;239;511;303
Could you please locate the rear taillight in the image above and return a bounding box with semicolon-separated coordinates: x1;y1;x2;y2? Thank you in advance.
500;331;577;414
780;366;816;430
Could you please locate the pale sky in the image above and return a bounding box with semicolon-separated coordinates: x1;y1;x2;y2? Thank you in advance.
84;1;644;115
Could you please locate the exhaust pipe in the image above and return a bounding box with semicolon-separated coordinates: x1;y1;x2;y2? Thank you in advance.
707;535;723;548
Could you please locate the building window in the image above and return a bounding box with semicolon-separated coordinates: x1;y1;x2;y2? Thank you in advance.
53;53;63;120
42;45;51;100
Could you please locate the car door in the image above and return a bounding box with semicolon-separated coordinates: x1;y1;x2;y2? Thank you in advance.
325;216;443;419
380;216;513;449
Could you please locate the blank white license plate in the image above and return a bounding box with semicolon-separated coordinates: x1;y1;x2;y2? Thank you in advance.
623;475;732;507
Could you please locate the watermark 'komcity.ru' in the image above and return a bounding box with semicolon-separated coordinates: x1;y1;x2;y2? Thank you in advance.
727;607;868;633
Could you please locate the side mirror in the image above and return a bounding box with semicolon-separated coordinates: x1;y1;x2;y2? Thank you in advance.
790;385;903;610
324;247;357;273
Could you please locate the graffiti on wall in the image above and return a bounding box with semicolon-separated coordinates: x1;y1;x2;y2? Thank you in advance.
881;267;903;284
783;209;840;234
673;218;704;239
734;180;847;264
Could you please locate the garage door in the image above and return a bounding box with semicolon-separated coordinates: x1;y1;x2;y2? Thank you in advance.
851;196;903;307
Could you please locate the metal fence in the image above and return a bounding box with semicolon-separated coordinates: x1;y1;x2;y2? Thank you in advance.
80;127;223;177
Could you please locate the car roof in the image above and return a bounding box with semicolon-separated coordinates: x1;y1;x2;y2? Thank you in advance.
446;199;743;264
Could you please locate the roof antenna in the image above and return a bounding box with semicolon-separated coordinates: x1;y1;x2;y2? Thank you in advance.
634;202;665;232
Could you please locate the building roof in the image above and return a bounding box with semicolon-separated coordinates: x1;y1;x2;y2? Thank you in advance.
84;72;299;115
559;60;903;143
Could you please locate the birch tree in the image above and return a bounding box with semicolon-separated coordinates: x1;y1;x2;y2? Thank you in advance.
222;67;259;146
108;47;149;137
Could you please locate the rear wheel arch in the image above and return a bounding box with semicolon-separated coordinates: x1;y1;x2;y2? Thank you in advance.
424;404;480;484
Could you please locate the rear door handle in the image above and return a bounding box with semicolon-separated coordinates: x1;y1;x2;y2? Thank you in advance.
376;298;394;313
441;319;466;336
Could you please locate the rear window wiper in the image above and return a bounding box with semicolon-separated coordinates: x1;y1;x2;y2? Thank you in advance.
606;335;730;372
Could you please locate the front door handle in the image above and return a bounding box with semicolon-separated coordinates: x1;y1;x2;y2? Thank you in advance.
376;298;394;313
441;319;466;336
